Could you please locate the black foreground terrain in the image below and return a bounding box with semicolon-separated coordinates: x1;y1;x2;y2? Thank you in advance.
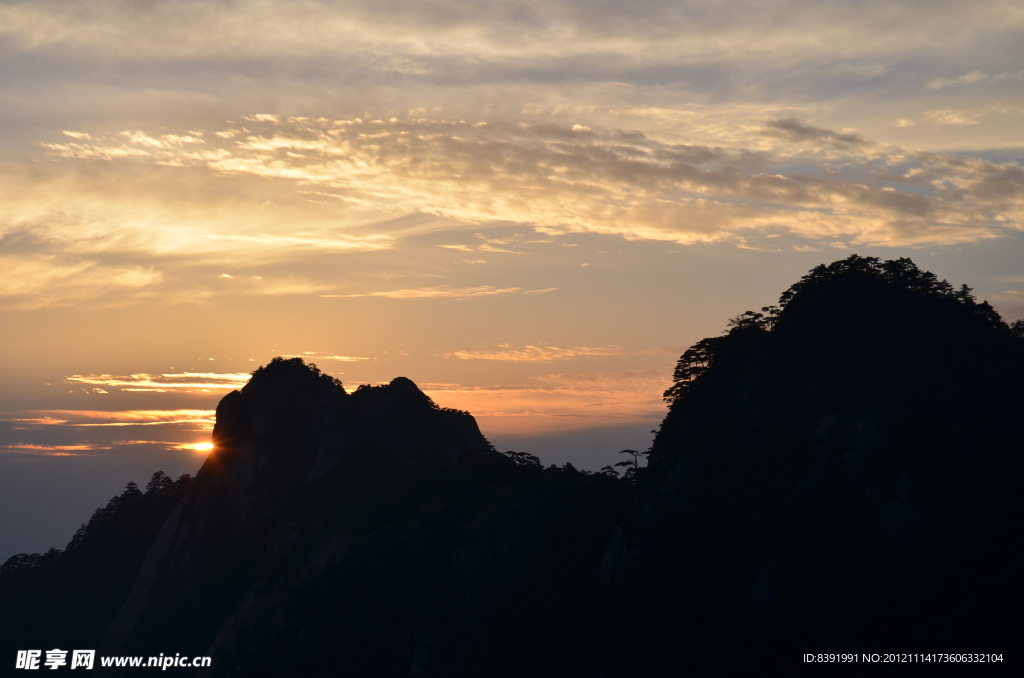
2;255;1020;676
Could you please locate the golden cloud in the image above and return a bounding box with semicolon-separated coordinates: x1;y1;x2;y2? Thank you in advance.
282;352;373;363
63;373;250;395
7;409;218;430
203;233;392;251
325;285;558;299
444;344;690;361
445;345;626;362
0;443;108;457
32;115;1023;250
0;254;163;310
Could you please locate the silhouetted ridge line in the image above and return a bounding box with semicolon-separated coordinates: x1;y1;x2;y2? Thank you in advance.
0;472;193;654
1;257;1020;676
594;254;1023;675
662;254;1022;408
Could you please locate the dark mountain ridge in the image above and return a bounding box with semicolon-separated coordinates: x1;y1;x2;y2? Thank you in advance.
586;255;1024;674
2;255;1020;676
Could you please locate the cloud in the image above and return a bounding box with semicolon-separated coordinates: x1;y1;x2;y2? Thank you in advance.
0;1;1020;324
326;285;558;299
283;352;372;363
0;161;397;266
63;373;249;394
923;109;981;126
9;410;218;430
0;254;162;310
4;417;69;425
171;442;213;452
221;275;336;296
33;115;1024;250
444;343;685;362
445;345;627;362
438;233;552;254
2;0;1020;75
763;118;867;148
204;233;392;251
925;70;988;90
0;414;218;456
0;443;109;457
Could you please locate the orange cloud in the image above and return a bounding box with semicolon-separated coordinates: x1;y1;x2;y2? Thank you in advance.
284;352;372;363
444;344;684;362
63;373;250;394
32;115;1023;251
8;409;217;431
0;443;109;456
445;345;626;362
325;285;558;299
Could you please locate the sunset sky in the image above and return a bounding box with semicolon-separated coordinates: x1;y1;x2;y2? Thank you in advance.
2;0;1023;559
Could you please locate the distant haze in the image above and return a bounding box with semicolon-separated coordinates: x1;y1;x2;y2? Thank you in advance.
1;0;1023;560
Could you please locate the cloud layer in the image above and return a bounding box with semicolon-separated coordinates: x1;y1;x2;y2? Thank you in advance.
0;1;1020;313
63;373;251;394
1;0;1022;460
31;116;1024;253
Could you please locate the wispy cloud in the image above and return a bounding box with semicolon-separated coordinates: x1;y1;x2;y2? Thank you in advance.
446;345;626;362
5;417;70;426
325;285;558;299
0;443;109;457
63;373;250;394
923;109;981;126
438;233;552;255
0;254;162;310
220;276;337;297
282;352;372;363
0;436;215;457
445;344;697;361
33;115;1024;250
2;0;1020;76
5;410;217;430
0;410;219;460
925;70;988;91
763;118;867;148
203;233;391;251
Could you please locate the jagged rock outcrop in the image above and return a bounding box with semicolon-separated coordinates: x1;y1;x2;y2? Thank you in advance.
100;360;508;674
2;356;625;677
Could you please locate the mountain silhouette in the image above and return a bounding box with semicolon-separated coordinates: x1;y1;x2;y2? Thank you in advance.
1;255;1020;676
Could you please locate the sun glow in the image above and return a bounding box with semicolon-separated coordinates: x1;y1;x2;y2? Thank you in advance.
183;442;214;453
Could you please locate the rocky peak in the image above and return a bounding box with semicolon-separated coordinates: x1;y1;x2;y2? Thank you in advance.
100;359;493;659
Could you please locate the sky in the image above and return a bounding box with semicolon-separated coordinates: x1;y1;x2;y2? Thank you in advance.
2;0;1023;560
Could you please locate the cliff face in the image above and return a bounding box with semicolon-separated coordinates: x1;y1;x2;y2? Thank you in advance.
99;360;520;674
